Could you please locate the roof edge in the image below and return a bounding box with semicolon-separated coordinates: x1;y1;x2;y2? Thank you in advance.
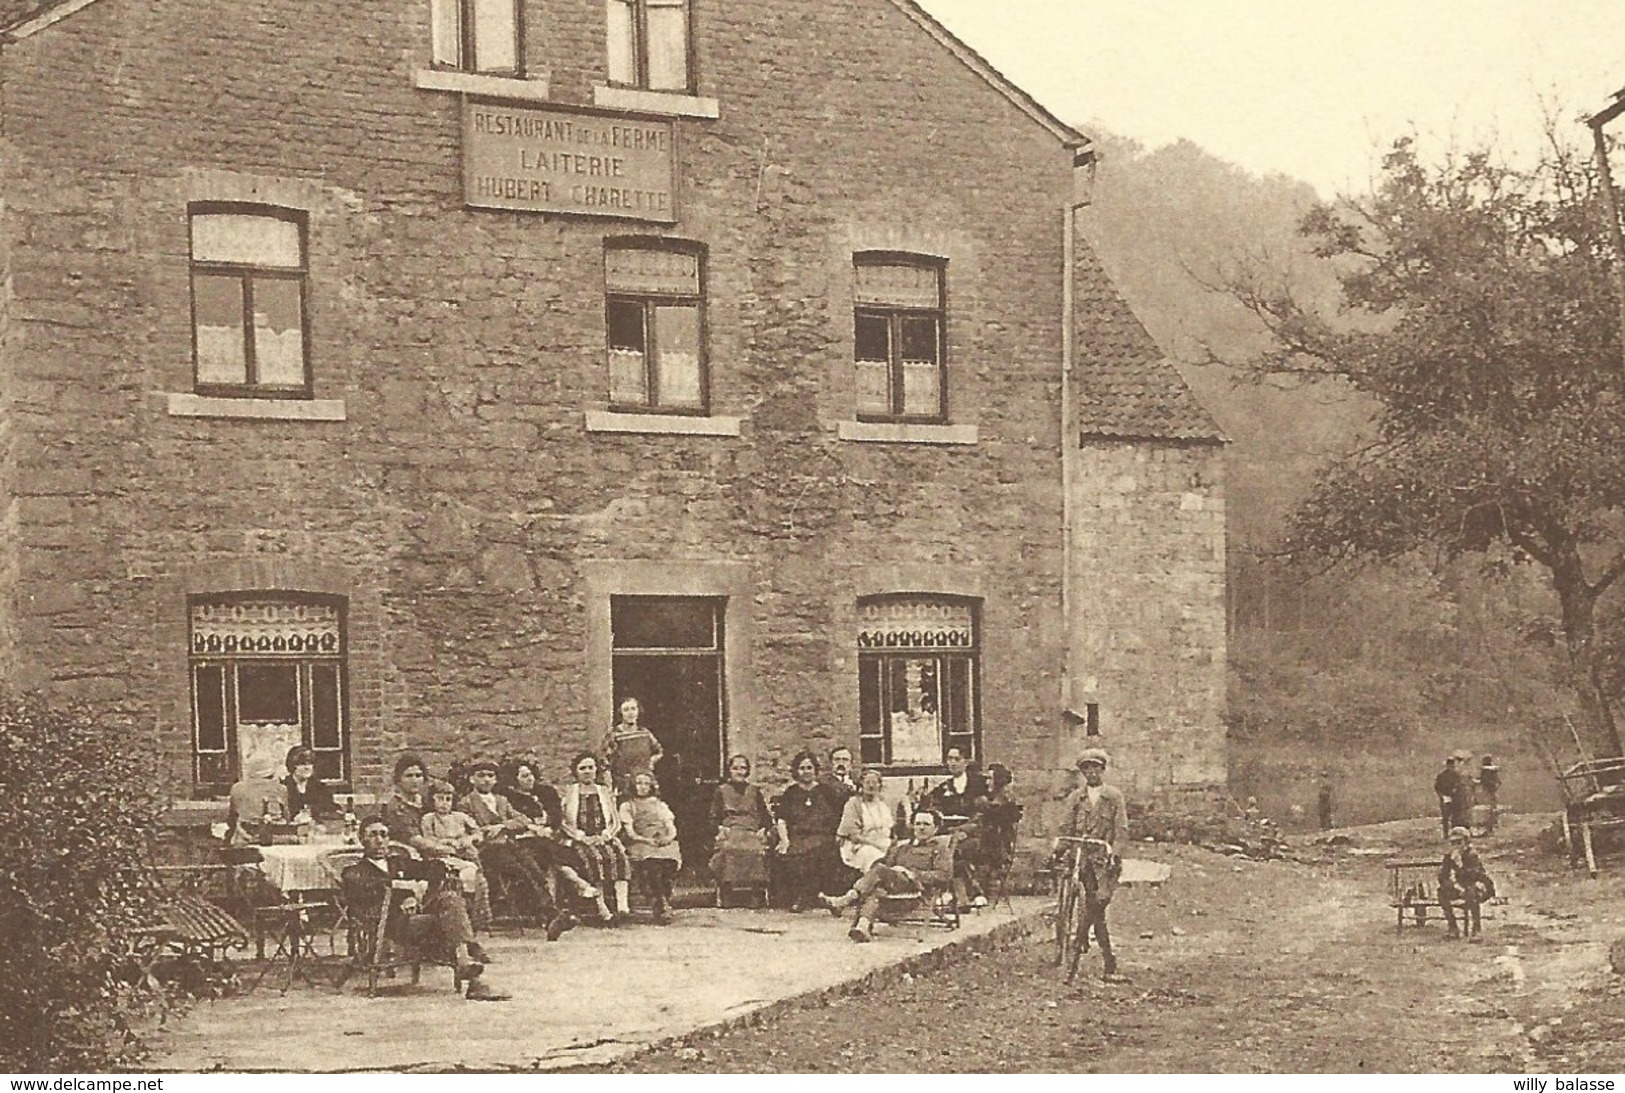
1078;429;1230;446
3;0;100;39
884;0;1089;149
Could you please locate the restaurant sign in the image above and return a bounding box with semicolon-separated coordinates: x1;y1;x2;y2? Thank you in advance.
463;102;677;222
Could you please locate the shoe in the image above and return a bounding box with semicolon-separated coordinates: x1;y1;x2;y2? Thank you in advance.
1446;929;1462;940
453;961;484;991
849;923;872;943
468;941;494;965
464;979;511;1002
545;912;577;942
820;892;854;918
971;896;988;909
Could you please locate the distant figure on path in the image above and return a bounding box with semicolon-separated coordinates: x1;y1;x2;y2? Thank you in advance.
1433;753;1467;839
1477;755;1501;834
1317;772;1334;831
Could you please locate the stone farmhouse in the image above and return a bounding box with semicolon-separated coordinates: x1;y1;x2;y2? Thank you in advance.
0;0;1225;830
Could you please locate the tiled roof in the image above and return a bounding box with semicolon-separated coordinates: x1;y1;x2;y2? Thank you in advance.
1073;241;1225;442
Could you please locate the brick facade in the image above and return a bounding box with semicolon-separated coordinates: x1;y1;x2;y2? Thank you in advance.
0;0;1225;823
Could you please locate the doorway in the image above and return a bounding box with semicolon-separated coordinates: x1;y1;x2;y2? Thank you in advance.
611;595;726;867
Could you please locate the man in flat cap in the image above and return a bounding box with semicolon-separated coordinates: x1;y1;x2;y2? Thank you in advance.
1434;752;1467;840
1059;748;1129;982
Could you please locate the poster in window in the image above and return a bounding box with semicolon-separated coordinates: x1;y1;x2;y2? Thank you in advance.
887;656;942;767
238;722;302;783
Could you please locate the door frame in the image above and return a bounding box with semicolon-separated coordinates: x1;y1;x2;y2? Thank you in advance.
583;560;757;764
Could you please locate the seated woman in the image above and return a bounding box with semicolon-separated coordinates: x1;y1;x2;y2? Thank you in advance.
418;780;491;930
973;762;1024;900
1439;826;1495;940
618;771;682;923
460;759;574;939
282;744;338;825
836;767;894;875
822;808;954;942
558;753;630;923
710;754;773;906
773;750;845;912
500;757;603;906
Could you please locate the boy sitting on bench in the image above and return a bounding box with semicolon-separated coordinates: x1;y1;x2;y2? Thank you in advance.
1439;826;1495;940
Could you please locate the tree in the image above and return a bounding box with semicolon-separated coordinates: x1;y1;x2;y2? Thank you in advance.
1222;134;1625;757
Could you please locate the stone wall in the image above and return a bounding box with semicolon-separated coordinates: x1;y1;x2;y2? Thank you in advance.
0;0;1104;796
1064;438;1227;800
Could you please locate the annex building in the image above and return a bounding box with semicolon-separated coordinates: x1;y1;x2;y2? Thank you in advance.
0;0;1226;830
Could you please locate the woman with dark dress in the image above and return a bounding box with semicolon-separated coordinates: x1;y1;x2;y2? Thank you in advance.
498;757;602;905
710;754;773;905
558;752;631;922
282;744;338;823
603;696;665;795
772;750;845;911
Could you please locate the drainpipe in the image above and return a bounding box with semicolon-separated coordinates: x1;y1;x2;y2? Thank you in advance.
1061;142;1096;728
1588;89;1625;374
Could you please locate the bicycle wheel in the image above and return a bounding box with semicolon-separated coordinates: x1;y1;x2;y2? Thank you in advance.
1053;876;1079;967
1066;896;1094;984
1053;878;1077;967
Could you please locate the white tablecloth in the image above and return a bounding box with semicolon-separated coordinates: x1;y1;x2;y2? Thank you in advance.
254;841;354;894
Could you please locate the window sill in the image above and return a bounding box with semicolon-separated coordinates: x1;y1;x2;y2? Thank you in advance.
837;421;978;445
415;68;551;101
585;410;741;436
166;393;348;421
592;84;719;119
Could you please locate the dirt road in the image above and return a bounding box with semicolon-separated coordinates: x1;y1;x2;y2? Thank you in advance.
604;815;1625;1073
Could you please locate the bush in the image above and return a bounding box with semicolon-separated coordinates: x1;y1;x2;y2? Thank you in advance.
0;690;169;1071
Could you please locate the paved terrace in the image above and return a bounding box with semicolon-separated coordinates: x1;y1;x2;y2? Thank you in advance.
151;896;1048;1072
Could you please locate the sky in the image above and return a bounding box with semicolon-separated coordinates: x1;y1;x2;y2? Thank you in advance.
918;0;1625;196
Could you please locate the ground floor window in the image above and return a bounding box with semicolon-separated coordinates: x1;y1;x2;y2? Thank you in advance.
189;595;347;794
857;595;978;771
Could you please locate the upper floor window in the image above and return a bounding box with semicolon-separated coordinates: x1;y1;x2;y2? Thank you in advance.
606;241;707;413
432;0;523;76
190;205;310;399
854;254;946;423
607;0;691;92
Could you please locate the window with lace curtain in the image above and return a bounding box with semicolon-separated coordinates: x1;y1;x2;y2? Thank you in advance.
605;241;707;413
431;0;523;76
853;253;947;423
606;0;691;92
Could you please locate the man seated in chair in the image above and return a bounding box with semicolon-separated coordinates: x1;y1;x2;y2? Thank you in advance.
921;747;989;909
1439;826;1495;941
820;808;954;943
342;817;505;1000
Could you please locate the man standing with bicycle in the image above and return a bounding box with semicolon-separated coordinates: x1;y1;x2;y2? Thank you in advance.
1059;749;1129;983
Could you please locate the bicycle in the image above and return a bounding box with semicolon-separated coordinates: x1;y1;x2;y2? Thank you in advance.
1051;835;1112;983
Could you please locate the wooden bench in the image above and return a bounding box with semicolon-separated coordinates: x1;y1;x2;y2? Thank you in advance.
1386;859;1504;932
